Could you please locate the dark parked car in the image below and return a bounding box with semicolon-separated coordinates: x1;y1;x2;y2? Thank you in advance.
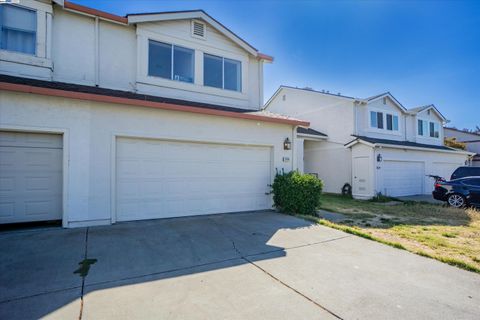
432;177;480;208
450;166;480;180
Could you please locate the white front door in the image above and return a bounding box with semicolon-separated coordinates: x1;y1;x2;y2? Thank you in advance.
0;131;63;224
383;160;424;196
115;137;272;222
353;156;370;197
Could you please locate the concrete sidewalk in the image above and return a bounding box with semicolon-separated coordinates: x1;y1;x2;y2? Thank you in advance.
1;212;479;319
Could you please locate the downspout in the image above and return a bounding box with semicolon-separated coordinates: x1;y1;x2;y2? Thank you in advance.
292;125;298;172
94;16;99;86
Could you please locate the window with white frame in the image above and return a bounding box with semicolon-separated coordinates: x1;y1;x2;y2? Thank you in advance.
204;53;241;92
418;119;439;138
148;40;194;83
370;111;384;129
0;4;36;55
429;122;440;138
370;111;399;131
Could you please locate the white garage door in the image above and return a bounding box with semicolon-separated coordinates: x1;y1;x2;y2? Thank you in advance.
0;131;63;224
383;160;424;196
115;137;272;222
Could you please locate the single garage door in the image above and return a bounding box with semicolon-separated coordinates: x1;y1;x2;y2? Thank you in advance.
0;131;63;224
115;137;272;221
383;160;424;196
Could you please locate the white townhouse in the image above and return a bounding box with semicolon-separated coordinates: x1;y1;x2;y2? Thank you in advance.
265;86;473;199
0;0;308;227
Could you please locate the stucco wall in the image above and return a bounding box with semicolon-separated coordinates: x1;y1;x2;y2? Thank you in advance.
304;140;352;193
266;87;355;144
0;91;295;227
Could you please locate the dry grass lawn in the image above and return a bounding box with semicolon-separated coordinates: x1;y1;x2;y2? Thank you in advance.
308;194;480;273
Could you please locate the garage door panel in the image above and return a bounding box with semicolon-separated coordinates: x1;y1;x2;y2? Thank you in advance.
116;138;272;221
383;161;424;197
0;132;62;224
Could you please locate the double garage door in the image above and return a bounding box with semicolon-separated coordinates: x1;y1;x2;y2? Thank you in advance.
115;137;272;222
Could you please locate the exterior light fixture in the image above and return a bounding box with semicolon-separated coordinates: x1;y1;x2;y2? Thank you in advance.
283;138;291;150
377;154;383;162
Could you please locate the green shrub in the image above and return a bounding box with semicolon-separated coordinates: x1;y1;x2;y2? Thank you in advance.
271;171;323;216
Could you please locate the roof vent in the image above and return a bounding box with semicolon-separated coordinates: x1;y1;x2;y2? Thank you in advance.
191;20;206;39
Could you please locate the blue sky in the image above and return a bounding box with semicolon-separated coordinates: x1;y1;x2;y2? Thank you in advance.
75;0;479;129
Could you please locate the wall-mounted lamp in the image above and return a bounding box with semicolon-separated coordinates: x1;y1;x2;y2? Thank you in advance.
377;154;383;162
283;138;291;150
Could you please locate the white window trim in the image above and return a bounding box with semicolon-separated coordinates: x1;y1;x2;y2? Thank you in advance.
148;39;195;84
367;108;401;136
416;118;441;140
137;30;248;99
203;53;242;92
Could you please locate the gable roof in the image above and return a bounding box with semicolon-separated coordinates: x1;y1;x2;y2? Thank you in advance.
345;135;473;155
297;127;328;138
363;92;407;112
0;74;308;127
407;104;447;122
60;2;272;61
445;127;480;137
263;86;356;109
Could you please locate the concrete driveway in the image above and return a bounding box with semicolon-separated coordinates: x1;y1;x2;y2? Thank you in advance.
1;211;479;320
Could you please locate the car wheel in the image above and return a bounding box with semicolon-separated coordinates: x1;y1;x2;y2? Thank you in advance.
447;194;466;208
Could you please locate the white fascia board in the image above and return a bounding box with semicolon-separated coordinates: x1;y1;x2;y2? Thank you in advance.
345;139;375;149
127;11;258;57
374;143;475;156
366;93;408;113
408;105;448;122
297;133;328;141
263;86;284;109
53;0;64;6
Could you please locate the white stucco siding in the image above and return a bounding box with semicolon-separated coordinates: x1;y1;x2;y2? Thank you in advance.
52;9;96;84
356;97;406;141
266;88;355;144
304;140;352;193
98;20;137;90
0;91;295;227
375;147;468;195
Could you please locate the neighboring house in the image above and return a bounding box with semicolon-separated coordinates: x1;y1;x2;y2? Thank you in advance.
445;128;480;167
0;1;308;227
265;86;473;199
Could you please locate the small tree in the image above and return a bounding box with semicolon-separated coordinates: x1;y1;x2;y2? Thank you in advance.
271;171;323;216
444;137;466;150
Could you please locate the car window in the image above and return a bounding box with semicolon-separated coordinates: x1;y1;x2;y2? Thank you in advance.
452;167;480;179
462;178;480;186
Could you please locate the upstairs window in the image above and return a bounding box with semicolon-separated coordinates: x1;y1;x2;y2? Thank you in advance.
370;111;384;129
0;4;36;55
204;54;241;92
418;119;439;138
429;122;440;138
148;40;194;83
386;114;399;131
